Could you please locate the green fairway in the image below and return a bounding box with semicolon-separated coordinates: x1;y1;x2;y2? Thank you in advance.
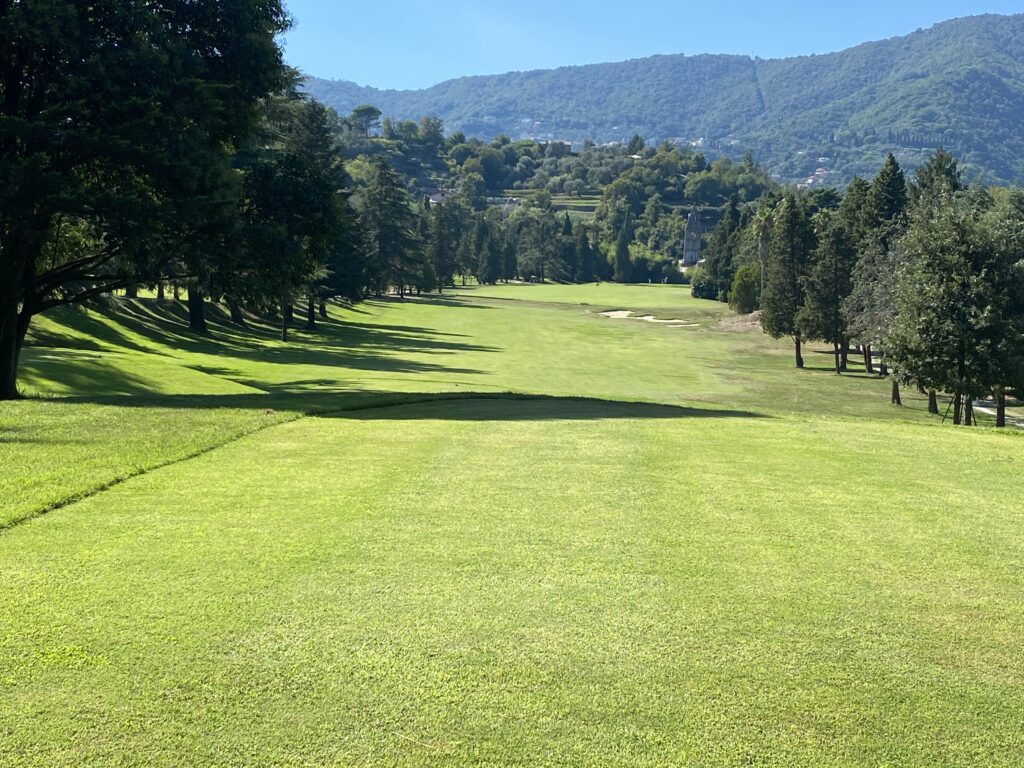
2;285;1022;766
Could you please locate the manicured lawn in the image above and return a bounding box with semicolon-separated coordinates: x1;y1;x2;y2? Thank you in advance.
2;285;1021;766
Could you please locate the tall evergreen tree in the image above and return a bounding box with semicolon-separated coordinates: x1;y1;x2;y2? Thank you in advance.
576;224;595;282
703;194;742;301
889;191;1024;425
911;149;963;208
798;212;857;373
613;210;633;283
845;155;909;380
761;193;816;368
358;157;418;296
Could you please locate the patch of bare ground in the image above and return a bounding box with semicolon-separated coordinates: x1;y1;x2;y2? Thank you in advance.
717;311;761;332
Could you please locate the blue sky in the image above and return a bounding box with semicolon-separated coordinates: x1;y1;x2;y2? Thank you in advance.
282;1;1024;89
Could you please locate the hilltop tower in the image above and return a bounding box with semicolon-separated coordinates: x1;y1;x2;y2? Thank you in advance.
682;207;702;267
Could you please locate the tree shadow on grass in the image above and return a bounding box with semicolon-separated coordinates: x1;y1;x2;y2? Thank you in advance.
41;389;768;422
109;300;499;357
321;394;769;422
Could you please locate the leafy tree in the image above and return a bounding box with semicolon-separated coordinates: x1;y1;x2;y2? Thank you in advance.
350;104;383;137
0;0;289;399
729;263;760;314
889;191;1024;425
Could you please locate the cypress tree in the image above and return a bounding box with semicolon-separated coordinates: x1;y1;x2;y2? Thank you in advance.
761;193;816;368
613;210;633;283
576;225;595;283
798;213;857;374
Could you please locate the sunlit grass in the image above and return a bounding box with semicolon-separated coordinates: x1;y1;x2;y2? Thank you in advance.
2;285;1021;766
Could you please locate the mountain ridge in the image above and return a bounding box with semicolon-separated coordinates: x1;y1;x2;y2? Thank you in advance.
304;14;1024;185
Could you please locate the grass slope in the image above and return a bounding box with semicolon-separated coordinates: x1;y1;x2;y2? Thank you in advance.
2;284;1022;766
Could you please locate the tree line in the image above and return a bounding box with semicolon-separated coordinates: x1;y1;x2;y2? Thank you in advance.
710;150;1024;426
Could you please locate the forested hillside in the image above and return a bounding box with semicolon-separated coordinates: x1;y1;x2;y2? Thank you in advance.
305;14;1024;185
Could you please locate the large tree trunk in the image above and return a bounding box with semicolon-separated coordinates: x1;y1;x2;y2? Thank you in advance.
0;299;33;399
928;390;939;415
124;282;138;299
953;392;963;426
280;303;292;342
891;378;902;406
863;344;874;375
305;296;316;330
187;284;207;333
227;298;246;326
173;283;181;301
840;340;849;372
319;300;328;320
964;397;974;427
794;335;804;369
832;341;841;375
0;306;25;400
281;301;292;342
156;282;165;302
996;390;1006;428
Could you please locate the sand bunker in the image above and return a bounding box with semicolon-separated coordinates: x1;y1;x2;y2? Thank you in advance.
600;310;698;327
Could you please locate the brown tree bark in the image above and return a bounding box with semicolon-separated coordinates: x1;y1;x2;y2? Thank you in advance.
0;305;29;400
891;378;902;406
187;284;207;333
928;390;939;415
227;298;245;326
964;397;974;427
833;341;841;374
997;391;1007;428
794;334;804;369
305;296;316;330
281;301;292;342
863;344;874;375
953;392;963;426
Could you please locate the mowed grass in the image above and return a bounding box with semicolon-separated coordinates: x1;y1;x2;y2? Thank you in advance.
2;284;1023;766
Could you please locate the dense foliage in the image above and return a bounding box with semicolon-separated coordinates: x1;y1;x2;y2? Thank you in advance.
751;150;1024;425
305;14;1024;186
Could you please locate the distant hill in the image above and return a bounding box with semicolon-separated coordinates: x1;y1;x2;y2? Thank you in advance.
304;14;1024;186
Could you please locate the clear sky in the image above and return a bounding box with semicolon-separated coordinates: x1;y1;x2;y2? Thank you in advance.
281;1;1024;90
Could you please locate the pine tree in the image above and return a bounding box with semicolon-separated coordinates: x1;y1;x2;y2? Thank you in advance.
845;157;909;381
911;149;963;208
889;190;1024;425
798;213;857;373
761;193;816;368
359;157;418;296
865;153;908;236
703;194;742;301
